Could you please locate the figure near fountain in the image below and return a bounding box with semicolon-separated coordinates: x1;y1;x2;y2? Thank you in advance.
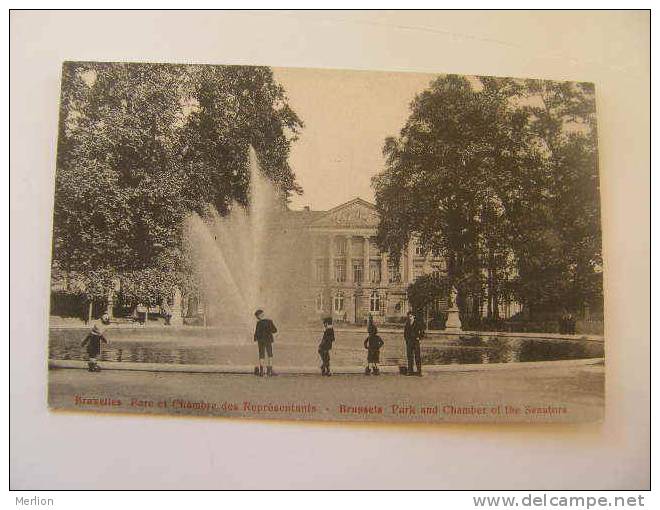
445;285;463;332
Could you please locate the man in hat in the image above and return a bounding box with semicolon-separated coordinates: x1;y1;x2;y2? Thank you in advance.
253;309;277;377
403;310;423;376
81;313;111;372
318;317;335;376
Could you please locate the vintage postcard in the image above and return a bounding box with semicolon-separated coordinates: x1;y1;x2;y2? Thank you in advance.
47;62;604;424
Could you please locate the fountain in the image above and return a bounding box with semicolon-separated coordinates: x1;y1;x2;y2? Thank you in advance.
183;147;312;337
50;147;603;373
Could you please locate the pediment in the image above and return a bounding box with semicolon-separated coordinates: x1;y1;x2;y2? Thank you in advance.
311;198;380;229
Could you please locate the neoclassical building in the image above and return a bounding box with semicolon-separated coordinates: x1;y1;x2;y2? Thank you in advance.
289;198;447;324
49;196;451;326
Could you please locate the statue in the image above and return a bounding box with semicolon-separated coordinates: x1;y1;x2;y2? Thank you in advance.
445;285;462;332
173;287;182;309
169;287;183;326
449;285;458;309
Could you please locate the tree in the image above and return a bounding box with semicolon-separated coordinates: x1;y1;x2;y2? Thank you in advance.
373;74;602;323
407;275;449;316
511;80;601;315
179;65;303;215
52;62;303;313
373;75;532;319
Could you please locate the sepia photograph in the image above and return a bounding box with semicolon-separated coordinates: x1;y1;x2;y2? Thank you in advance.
10;8;650;492
46;61;605;424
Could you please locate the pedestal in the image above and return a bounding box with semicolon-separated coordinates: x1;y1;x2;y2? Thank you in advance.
445;306;462;332
170;307;183;326
347;294;356;324
106;297;114;319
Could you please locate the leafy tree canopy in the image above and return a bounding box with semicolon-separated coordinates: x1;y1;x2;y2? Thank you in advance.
53;62;303;303
373;74;601;317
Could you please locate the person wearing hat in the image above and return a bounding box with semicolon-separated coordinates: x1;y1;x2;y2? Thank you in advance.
318;317;335;376
81;313;110;372
403;310;423;376
253;309;277;377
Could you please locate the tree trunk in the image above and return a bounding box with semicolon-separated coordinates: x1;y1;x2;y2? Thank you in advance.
486;267;493;319
87;300;93;324
486;269;493;320
492;283;500;320
472;291;481;321
106;291;114;319
487;246;500;320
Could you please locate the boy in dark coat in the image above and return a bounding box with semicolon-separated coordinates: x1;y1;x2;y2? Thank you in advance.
367;313;376;335
81;316;109;372
318;317;335;376
254;309;277;377
364;325;385;375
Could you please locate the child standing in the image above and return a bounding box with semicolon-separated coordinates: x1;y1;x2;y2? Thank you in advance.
253;309;277;377
318;317;334;376
364;325;384;375
81;313;110;372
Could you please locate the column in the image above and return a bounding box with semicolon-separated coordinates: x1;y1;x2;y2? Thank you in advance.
170;287;183;326
407;241;415;283
363;236;370;285
327;235;334;283
310;236;317;282
382;251;389;287
399;249;405;284
346;235;353;285
424;250;432;273
347;294;355;323
106;290;114;319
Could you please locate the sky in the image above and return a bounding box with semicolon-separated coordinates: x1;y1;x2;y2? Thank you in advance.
273;67;438;211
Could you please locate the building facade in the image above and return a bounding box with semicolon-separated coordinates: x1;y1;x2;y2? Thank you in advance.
50;195;522;326
292;198;447;324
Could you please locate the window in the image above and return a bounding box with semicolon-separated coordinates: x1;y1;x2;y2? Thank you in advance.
334;259;346;283
414;243;425;257
394;297;408;314
333;292;345;313
336;237;347;256
431;262;445;279
315;292;324;312
352;260;363;284
369;260;381;283
413;263;425;281
388;262;401;284
370;291;381;313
